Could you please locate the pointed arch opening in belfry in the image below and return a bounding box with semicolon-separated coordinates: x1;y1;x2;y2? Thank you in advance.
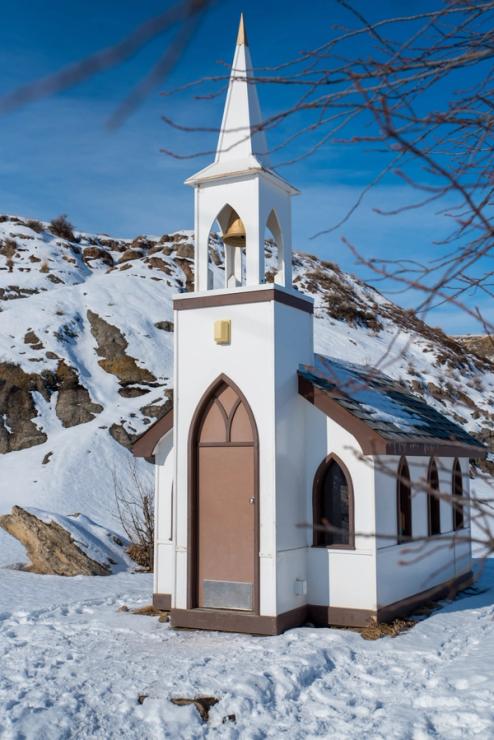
208;204;247;289
264;208;283;285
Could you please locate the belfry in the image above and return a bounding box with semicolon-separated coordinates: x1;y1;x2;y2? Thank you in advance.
133;16;484;634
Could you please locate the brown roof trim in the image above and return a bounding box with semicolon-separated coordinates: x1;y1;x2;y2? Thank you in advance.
173;286;313;314
298;374;486;459
131;408;173;458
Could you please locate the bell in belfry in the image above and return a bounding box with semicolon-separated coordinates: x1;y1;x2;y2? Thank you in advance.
223;213;246;248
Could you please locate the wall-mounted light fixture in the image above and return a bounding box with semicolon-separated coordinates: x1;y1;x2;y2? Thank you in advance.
214;319;231;345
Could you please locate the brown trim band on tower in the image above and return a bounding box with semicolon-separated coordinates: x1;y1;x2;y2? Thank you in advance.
131;408;174;459
298;374;486;459
173;287;313;314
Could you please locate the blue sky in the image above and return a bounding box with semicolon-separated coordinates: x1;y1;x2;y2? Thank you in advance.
0;0;489;333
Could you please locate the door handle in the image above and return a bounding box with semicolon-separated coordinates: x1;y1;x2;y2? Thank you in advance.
249;497;255;504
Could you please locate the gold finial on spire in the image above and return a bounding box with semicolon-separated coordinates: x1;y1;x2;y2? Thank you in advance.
237;13;248;46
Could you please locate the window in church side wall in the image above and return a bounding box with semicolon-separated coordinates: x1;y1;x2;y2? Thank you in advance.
397;456;412;543
452;458;464;531
313;456;354;548
427;458;441;536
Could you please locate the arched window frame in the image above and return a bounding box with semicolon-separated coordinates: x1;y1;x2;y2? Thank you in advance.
427;457;441;536
452;458;465;531
396;456;412;543
264;208;284;285
312;453;355;550
208;203;247;290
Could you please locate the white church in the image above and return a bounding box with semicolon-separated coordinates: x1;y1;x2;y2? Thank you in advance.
133;16;486;634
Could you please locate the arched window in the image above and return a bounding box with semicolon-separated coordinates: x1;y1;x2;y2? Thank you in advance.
264;209;282;285
206;204;247;290
452;458;464;530
427;458;441;536
313;455;354;548
397;457;412;543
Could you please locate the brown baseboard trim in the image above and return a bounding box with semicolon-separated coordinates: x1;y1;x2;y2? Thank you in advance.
173;287;313;315
308;605;376;628
170;605;308;636
169;573;474;634
376;570;473;623
153;593;171;611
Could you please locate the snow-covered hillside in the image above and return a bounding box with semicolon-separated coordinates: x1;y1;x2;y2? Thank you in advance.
0;213;493;527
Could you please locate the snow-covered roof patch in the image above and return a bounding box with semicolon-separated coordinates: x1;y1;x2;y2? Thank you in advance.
299;354;486;454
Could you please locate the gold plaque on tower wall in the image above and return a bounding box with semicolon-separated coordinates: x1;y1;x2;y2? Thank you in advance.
214;320;231;345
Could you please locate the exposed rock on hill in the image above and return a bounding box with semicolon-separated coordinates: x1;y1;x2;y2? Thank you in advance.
456;335;494;362
0;358;102;451
87;310;157;386
55;361;103;428
0;506;110;575
0;362;48;453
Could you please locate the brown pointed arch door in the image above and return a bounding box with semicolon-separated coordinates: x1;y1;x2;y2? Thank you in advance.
190;377;258;612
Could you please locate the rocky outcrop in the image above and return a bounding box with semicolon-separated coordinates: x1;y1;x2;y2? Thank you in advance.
23;329;44;350
109;422;136;448
87;310;156;385
146;256;172;274
456;335;494;362
141;389;173;420
83;246;114;267
176;258;194;292
118;249;144;264
0;363;49;453
0;506;110;576
55;361;103;428
0;359;102;452
154;320;174;332
176;243;194;259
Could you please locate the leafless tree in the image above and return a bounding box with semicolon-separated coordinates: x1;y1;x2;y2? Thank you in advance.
112;458;154;571
157;1;494;342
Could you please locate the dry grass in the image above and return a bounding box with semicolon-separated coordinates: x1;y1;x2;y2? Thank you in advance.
359;617;416;640
26;219;43;233
49;214;75;241
129;604;164;616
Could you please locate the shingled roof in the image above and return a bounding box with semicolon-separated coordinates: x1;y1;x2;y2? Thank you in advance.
298;354;486;458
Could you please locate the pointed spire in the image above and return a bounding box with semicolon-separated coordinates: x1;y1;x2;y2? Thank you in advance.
213;14;268;165
237;13;248;46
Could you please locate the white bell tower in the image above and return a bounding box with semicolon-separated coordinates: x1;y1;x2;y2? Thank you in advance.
185;13;299;291
166;15;315;633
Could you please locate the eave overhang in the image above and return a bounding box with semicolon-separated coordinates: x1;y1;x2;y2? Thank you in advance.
298;373;487;459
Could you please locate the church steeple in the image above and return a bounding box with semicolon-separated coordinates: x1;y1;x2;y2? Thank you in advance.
214;13;268;165
186;15;299;293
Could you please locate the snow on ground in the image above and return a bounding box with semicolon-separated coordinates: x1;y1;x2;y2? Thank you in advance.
0;561;493;739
